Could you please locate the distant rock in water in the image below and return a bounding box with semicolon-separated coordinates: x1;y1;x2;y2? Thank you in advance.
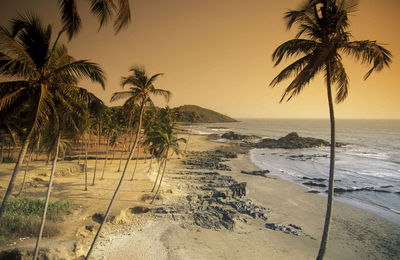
221;131;260;141
240;170;270;177
248;132;343;149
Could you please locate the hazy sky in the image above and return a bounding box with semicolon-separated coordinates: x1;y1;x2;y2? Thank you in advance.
1;0;399;119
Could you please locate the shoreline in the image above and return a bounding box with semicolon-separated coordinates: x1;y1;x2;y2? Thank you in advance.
1;134;399;259
91;135;400;259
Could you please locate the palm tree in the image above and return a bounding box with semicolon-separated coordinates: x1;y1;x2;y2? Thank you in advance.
58;0;131;40
0;12;106;221
270;1;391;258
33;81;92;260
184;111;199;153
146;121;185;204
86;66;171;258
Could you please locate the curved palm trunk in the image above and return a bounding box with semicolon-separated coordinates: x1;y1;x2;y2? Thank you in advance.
117;135;126;172
151;150;169;204
147;156;153;173
151;158;165;192
86;102;145;259
16;148;34;197
33;130;61;260
101;134;110;180
129;142;140;181
317;62;336;260
92;124;101;186
0;130;33;221
84;138;88;191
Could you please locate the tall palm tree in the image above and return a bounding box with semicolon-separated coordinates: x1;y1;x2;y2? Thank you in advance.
86;66;171;258
0;12;106;221
270;1;392;258
33;81;92;260
58;0;131;40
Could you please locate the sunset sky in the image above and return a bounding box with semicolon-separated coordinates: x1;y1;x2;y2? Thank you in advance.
1;0;399;119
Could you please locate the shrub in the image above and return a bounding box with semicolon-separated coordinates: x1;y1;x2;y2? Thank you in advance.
0;198;75;243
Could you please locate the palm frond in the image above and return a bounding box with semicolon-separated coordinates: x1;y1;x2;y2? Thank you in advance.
150;88;171;103
330;57;349;103
341;40;392;80
113;0;132;33
90;0;116;30
0;81;29;111
110;91;133;102
270;54;312;87
272;39;318;66
58;0;81;40
52;60;106;89
279;52;325;102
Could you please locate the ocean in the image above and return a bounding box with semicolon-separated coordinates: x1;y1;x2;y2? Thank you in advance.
190;119;400;225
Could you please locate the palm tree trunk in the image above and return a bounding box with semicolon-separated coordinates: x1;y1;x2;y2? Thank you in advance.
92;124;101;186
86;102;145;259
101;134;110;180
0;142;3;163
16;148;34;197
147;156;153;173
78;138;83;165
129;142;140;181
151;158;165;192
33;130;61;260
110;150;115;164
151;151;169;204
84;138;88;191
317;62;336;260
117;135;126;172
0;130;33;221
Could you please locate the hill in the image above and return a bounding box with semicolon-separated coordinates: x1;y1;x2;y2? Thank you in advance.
174;105;237;123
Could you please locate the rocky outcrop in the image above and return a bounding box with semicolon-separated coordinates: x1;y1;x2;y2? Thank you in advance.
183;150;237;171
221;131;260;141
251;132;331;149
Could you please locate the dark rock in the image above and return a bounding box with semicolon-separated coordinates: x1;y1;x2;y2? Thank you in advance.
241;170;270;177
221;131;260;141
289;224;302;230
229;182;246;198
92;213;104;223
265;223;300;236
302;176;326;182
303;181;327;188
131;206;150;214
250;132;342;149
307;190;320;194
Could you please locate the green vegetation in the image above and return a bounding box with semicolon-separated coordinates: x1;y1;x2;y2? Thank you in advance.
175;105;237;123
0;198;75;242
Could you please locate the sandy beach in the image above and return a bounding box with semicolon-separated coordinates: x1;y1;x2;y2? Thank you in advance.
1;134;399;259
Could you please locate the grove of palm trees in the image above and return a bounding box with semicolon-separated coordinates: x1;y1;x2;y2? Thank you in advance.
1;0;399;259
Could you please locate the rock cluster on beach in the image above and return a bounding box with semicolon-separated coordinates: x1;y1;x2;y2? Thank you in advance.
153;150;303;236
183;150;237;171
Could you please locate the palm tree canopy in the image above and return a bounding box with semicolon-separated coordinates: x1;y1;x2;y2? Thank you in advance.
58;0;132;40
0;12;106;137
110;66;171;108
270;0;392;103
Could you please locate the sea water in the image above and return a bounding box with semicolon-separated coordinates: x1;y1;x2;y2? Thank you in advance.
191;119;400;225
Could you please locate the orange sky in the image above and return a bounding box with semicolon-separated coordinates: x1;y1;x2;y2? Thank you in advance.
1;0;399;119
